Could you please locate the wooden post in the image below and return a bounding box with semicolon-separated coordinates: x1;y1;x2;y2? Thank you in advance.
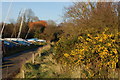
32;53;34;64
22;70;25;78
39;48;41;57
39;53;41;57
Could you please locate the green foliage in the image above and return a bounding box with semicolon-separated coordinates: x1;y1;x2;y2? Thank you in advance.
54;36;78;63
23;62;40;78
24;63;39;70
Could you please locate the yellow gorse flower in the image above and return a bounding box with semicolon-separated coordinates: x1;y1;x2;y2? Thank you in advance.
95;37;99;40
99;38;103;42
106;43;111;46
112;49;117;54
64;53;69;57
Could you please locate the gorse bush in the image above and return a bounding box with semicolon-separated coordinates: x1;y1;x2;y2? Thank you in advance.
54;28;120;78
54;36;79;63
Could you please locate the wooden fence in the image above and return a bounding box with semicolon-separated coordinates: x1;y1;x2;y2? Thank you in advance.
21;44;51;78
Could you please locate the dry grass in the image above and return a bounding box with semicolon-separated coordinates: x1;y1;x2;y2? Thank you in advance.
39;53;84;78
15;46;120;78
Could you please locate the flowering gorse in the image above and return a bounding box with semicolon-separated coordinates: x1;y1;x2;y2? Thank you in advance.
54;29;120;78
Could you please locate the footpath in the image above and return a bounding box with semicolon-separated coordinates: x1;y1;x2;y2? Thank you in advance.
2;44;50;79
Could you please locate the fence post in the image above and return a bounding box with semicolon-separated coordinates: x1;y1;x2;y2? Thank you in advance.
39;48;41;57
39;52;41;57
22;70;24;78
32;53;34;64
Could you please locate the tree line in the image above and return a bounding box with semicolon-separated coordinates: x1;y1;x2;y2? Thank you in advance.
0;2;119;42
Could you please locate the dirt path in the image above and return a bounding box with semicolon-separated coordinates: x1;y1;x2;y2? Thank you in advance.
2;47;41;79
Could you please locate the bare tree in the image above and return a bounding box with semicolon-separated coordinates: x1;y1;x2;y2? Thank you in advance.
47;20;57;26
64;2;118;32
